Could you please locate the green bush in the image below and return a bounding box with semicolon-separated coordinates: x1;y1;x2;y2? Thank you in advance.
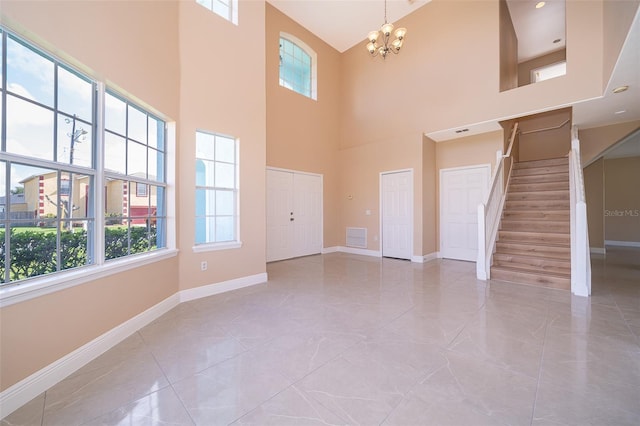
0;226;157;283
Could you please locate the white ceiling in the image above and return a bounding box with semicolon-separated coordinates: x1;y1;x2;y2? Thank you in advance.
267;0;430;53
506;0;566;62
268;0;640;145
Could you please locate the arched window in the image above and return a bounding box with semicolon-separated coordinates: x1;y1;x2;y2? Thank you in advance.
279;33;317;100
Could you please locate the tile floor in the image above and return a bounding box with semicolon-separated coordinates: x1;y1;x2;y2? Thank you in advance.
2;248;639;425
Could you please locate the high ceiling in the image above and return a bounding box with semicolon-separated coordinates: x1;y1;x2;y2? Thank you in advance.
267;0;640;148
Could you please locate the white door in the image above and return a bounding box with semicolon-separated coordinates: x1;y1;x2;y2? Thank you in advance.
266;169;322;262
440;165;490;261
293;173;322;257
381;170;413;260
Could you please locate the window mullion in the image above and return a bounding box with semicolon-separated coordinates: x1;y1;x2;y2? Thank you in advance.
94;82;105;266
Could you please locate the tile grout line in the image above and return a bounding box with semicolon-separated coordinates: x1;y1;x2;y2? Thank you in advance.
529;305;552;426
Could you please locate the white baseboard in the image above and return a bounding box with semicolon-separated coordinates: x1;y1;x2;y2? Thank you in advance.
412;252;438;263
336;246;382;258
604;240;640;248
179;273;268;303
590;247;606;254
0;272;268;419
321;246;339;254
0;293;180;419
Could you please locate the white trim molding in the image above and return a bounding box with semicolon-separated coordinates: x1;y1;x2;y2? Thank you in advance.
336;246;382;258
605;240;640;248
414;252;439;263
179;273;267;303
321;246;340;254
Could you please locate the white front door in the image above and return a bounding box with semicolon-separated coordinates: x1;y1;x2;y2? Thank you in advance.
267;169;322;262
440;165;490;261
381;170;413;260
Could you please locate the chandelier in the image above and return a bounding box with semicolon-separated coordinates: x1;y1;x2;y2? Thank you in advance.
366;0;407;59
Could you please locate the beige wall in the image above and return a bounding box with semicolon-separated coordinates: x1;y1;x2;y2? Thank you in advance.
176;0;266;290
518;108;571;162
604;156;640;243
584;158;605;249
518;49;566;87
580;120;640;165
265;4;342;248
499;0;518;91
603;1;640;88
423;136;437;255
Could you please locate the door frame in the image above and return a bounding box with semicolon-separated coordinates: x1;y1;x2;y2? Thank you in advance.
439;164;491;261
266;167;324;261
379;168;414;261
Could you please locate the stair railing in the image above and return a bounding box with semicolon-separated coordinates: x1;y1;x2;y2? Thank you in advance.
569;126;591;296
477;122;519;280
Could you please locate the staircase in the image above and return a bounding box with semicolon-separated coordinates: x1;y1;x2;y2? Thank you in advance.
491;157;571;290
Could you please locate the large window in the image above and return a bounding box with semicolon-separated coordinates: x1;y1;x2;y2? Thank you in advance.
195;131;238;248
196;0;238;25
279;34;317;100
0;28;169;287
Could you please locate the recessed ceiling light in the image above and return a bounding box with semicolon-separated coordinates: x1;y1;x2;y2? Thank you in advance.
536;2;546;9
613;85;629;94
553;38;562;44
614;110;626;115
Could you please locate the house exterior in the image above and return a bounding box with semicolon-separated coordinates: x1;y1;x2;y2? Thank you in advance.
1;0;639;412
18;173;155;225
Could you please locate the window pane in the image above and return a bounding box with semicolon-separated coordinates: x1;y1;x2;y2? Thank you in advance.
215;162;235;188
148;117;162;149
9;223;56;281
57;114;92;167
105;225;129;261
195;188;209;216
128;105;147;143
195;216;215;244
196;132;215;160
216;136;235;163
105;178;125;221
127;141;147;178
58;66;93;122
105;92;126;135
216;216;234;242
215;190;234;216
11;164;52;220
105;132;126;174
6;94;54;161
60;221;89;271
148;149;164;182
6;36;54;107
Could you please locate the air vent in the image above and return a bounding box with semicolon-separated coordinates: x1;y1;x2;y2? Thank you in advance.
346;227;367;248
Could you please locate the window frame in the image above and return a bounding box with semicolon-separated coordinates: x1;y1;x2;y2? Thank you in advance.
279;33;317;101
193;130;241;252
196;0;238;25
0;27;176;307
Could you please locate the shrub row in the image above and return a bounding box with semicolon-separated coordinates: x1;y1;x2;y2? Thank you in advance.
0;227;156;283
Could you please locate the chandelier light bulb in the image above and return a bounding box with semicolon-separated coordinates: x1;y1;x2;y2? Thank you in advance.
367;42;376;53
381;22;394;37
394;27;407;40
368;31;380;43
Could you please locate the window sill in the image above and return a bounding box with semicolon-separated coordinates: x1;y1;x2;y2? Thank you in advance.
192;241;242;253
0;249;179;308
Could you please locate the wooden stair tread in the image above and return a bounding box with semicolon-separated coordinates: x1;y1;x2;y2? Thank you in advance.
490;266;571;290
491;156;572;291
